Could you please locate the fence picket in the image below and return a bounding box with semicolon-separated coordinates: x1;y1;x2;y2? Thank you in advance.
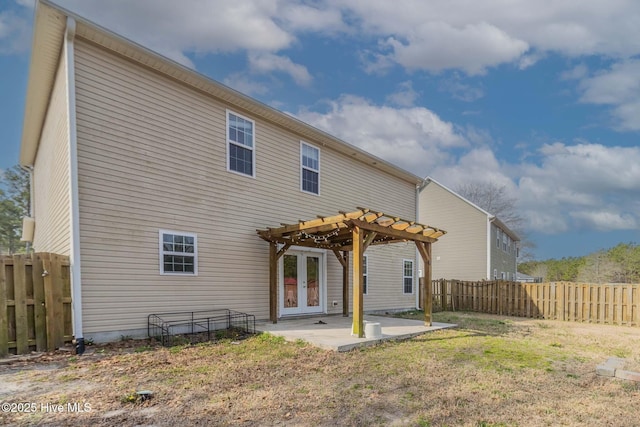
430;279;640;327
1;254;71;357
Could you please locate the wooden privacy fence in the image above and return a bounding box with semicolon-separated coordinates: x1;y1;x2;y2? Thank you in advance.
428;279;640;326
0;253;72;357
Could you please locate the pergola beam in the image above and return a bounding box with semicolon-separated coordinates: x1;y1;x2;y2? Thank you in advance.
348;219;439;243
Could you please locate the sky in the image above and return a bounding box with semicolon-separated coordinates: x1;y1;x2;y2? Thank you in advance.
1;0;640;261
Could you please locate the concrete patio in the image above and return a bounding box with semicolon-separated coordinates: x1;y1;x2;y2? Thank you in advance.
256;315;456;352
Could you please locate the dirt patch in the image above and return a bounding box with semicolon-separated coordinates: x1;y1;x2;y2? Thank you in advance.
1;314;640;426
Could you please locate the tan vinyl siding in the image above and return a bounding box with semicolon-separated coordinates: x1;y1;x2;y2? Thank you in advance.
73;39;416;335
419;183;487;281
32;49;71;255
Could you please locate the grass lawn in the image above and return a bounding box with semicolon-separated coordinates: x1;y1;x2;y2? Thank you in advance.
1;311;640;426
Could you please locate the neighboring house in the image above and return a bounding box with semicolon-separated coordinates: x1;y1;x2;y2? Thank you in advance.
418;178;519;281
19;1;438;345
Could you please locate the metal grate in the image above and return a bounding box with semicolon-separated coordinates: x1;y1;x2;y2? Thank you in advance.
148;309;256;347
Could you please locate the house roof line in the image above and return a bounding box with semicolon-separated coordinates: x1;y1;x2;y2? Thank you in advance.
422;176;520;241
21;0;424;186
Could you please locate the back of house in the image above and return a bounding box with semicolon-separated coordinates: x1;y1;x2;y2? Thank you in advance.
20;1;433;343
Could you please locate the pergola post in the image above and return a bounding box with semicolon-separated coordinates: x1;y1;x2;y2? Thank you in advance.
416;241;433;326
331;249;350;317
269;242;278;323
342;251;349;317
352;225;364;337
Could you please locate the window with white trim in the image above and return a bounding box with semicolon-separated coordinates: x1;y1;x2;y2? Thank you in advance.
503;233;507;251
227;111;255;177
403;259;414;294
160;230;197;275
496;228;500;248
362;255;368;295
300;141;320;194
494;269;498;279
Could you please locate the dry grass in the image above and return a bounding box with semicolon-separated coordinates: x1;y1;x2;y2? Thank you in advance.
2;312;640;426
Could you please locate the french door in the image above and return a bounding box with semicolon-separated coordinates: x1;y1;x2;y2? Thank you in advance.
280;250;324;316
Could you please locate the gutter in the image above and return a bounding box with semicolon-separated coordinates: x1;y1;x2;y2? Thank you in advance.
64;16;85;355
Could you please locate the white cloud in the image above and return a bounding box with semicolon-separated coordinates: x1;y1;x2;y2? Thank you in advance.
439;77;484;102
334;0;640;74
518;143;640;233
56;0;297;64
384;22;529;75
570;211;638;231
248;52;312;86
295;95;467;175
386;81;419;107
576;60;640;130
278;3;346;33
222;73;269;96
0;5;31;54
560;63;589;81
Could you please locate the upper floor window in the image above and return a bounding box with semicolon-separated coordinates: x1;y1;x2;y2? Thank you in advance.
496;228;500;248
160;230;197;275
301;142;320;195
502;233;507;251
403;259;414;294
227;111;255;177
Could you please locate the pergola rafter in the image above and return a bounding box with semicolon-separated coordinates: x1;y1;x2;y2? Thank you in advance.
257;208;446;337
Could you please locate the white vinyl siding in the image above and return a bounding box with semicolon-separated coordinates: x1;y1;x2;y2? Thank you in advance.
300;141;320;195
227;110;255;178
73;40;418;336
32;47;71;255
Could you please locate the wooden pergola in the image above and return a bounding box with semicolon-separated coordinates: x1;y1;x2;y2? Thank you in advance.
256;208;446;337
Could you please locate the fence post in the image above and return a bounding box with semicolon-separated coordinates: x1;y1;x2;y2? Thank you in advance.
14;255;28;355
32;254;47;351
0;257;7;357
43;254;64;351
440;279;446;310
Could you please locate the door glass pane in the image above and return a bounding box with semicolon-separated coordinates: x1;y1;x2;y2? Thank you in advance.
284;255;298;308
307;256;320;307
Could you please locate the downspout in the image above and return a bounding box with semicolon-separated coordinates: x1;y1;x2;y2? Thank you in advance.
65;17;84;355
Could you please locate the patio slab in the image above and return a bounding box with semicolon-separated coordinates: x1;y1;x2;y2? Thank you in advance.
256;315;456;352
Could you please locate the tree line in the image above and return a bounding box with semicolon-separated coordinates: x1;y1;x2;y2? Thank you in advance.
0;165;29;254
519;243;640;284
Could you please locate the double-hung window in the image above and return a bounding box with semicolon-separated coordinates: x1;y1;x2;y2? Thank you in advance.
227;111;255;177
300;142;320;195
160;230;197;275
496;228;501;249
403;259;414;294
